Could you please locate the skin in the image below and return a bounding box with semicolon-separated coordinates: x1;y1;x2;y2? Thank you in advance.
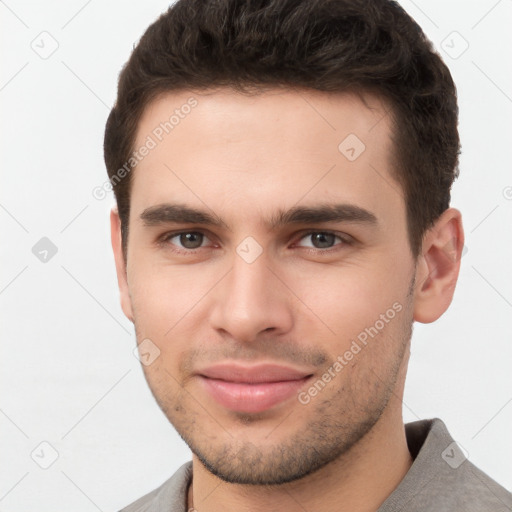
111;87;464;512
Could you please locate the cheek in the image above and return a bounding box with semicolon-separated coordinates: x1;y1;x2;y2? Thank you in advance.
129;261;200;314
128;261;221;354
288;261;405;345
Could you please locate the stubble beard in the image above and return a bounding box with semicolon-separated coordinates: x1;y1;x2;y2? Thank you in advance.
141;319;412;485
136;275;416;485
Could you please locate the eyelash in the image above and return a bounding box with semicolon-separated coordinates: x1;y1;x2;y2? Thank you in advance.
157;230;353;255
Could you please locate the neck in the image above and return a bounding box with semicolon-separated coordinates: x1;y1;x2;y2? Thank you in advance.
187;400;413;512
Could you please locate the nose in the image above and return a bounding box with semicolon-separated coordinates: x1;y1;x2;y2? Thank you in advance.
209;249;294;343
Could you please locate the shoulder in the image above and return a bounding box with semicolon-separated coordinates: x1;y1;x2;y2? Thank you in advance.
118;461;193;512
379;418;512;511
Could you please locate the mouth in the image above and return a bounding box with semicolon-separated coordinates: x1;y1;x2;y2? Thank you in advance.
197;363;314;414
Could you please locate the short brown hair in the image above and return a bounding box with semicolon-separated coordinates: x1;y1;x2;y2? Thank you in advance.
104;0;460;262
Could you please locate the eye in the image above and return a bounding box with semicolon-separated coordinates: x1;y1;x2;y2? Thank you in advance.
159;231;212;252
295;231;351;250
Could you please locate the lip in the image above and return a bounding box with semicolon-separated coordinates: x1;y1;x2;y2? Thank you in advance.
197;363;313;414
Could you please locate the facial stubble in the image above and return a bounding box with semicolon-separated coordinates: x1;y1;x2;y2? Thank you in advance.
134;279;415;486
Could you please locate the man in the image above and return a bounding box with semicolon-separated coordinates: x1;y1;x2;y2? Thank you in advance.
104;0;512;510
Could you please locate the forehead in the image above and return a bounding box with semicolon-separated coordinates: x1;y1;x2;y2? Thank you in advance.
135;87;393;156
130;87;404;233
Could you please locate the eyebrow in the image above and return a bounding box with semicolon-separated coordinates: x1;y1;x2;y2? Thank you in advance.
139;202;378;230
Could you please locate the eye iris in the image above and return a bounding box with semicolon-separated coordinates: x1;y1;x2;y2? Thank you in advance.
312;232;335;248
180;232;203;249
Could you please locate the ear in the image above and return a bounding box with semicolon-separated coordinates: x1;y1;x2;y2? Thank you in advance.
413;207;465;324
110;206;134;323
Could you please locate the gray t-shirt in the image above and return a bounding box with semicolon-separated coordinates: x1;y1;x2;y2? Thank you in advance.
119;418;512;511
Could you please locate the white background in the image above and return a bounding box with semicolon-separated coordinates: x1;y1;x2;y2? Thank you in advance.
1;0;511;510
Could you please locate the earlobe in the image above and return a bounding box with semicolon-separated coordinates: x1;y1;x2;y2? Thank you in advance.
110;206;134;323
413;208;465;324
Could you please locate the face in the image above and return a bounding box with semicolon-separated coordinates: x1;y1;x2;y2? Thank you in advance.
113;88;419;484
